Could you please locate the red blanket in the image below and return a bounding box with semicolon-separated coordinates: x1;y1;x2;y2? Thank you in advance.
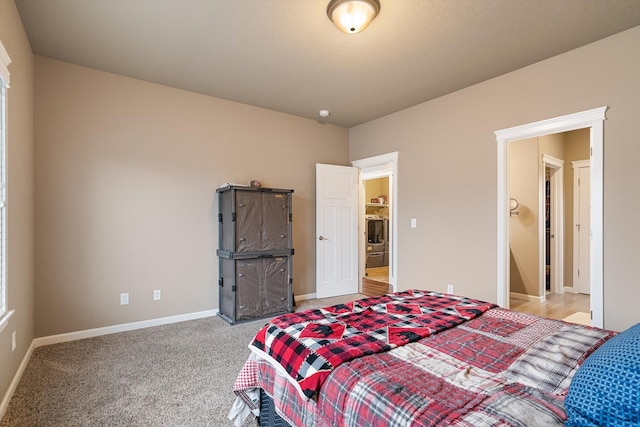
250;290;496;399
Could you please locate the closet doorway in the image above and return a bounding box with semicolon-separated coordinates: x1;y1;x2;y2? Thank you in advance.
363;176;391;296
352;152;398;297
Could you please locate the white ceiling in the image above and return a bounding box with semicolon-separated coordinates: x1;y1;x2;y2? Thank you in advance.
15;0;640;128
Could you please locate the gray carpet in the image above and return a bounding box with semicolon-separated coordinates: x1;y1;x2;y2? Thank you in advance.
1;294;365;427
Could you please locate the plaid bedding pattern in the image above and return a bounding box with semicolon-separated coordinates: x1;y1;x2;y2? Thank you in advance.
250;290;496;399
232;302;616;427
318;308;614;426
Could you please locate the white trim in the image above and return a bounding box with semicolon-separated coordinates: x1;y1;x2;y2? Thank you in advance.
352;152;399;291
538;156;546;302
564;286;578;294
497;131;508;305
542;155;565;166
572;160;590;168
33;309;217;348
510;292;544;303
495;106;606;328
352;152;398;169
0;339;35;420
589;121;605;327
294;292;316;302
495;108;606;142
0;308;14;333
0;41;11;87
0;63;7;319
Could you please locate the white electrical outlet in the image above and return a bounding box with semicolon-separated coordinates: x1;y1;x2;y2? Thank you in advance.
120;292;129;305
411;218;417;228
12;331;16;352
153;289;161;301
447;284;454;294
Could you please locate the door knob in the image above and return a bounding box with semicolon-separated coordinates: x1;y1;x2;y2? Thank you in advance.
319;236;329;241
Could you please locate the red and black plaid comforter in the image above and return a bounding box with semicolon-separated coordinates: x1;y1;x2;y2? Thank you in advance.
250;290;496;399
233;292;615;427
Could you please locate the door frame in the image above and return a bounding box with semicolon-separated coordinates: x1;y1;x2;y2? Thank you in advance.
496;107;606;328
541;154;564;297
352;152;398;291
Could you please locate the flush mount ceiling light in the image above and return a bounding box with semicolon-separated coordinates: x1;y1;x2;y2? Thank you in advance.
327;0;381;34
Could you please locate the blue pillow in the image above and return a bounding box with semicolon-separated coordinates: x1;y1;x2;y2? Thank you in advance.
565;323;640;427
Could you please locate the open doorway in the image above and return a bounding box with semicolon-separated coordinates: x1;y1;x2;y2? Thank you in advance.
352;152;398;296
507;131;591;322
496;107;606;328
362;176;391;296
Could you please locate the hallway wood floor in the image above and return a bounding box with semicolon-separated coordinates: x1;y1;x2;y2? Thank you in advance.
510;292;590;321
365;266;389;283
359;273;590;325
362;266;392;297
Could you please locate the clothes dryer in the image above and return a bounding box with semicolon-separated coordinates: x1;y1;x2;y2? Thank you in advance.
365;215;385;268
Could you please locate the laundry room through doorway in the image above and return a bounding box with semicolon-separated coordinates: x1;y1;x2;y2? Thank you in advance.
363;176;392;296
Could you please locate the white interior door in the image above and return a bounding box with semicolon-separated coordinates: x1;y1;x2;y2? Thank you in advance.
574;163;591;295
316;164;359;298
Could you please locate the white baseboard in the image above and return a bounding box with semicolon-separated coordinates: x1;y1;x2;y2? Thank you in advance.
34;309;218;348
0;339;36;420
1;309;219;419
510;292;544;303
564;286;577;294
294;292;316;302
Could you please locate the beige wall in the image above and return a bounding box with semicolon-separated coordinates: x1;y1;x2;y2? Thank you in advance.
34;57;349;337
365;177;389;203
3;6;639;409
0;0;35;409
508;138;539;296
539;133;565;160
350;25;640;332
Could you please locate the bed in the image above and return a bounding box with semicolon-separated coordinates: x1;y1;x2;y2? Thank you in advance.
229;290;639;427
